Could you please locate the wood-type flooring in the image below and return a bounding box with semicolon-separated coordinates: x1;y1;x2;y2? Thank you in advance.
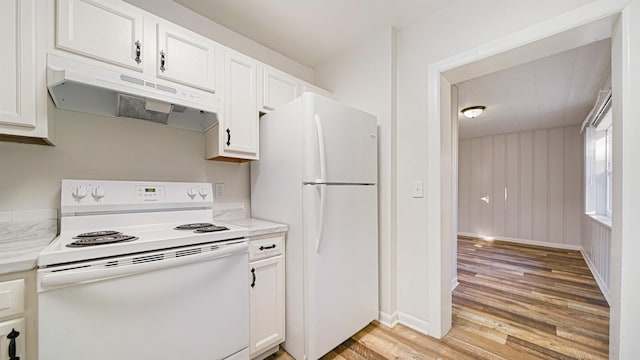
268;236;609;360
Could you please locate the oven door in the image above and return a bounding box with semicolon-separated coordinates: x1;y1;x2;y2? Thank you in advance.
37;241;249;360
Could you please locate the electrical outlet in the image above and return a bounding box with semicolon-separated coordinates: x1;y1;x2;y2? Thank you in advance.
412;181;424;198
215;183;224;199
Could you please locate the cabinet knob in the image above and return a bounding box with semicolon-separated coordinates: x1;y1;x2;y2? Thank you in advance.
160;50;167;72
134;40;142;64
7;328;20;360
250;267;256;288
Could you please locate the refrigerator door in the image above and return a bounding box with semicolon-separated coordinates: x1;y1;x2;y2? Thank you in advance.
302;184;378;360
302;93;378;185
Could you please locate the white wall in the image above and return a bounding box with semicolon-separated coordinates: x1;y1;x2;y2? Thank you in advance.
314;28;398;324
610;3;640;356
123;0;313;82
0;105;250;212
581;216;611;298
397;0;599;333
458;125;582;246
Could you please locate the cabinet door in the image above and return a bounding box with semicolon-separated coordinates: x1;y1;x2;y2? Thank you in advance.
249;255;285;357
0;0;36;129
57;0;144;71
156;21;219;92
0;318;25;360
300;82;334;99
223;49;258;158
262;66;299;112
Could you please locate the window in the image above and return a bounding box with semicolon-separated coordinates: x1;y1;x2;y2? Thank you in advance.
585;107;612;223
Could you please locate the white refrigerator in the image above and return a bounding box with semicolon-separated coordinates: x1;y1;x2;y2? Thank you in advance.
251;93;378;360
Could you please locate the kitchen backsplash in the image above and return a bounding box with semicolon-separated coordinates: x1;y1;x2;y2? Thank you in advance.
213;202;247;220
0;209;57;252
0;108;251;213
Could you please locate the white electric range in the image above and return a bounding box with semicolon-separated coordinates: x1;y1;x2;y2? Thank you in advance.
37;179;250;360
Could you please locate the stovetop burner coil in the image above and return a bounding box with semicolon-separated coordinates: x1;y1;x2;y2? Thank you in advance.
194;225;229;233
174;223;214;230
74;230;121;238
67;234;138;247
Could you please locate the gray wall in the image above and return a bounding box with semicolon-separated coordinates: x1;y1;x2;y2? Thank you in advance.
458;125;582;246
0;105;250;213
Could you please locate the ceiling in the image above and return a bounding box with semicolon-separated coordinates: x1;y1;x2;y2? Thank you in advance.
172;0;452;67
171;0;611;140
457;38;611;139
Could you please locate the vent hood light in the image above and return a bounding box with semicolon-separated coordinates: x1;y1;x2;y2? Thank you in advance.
461;106;486;119
46;54;220;132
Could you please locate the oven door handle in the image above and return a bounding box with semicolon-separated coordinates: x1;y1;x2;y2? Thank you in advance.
40;242;247;288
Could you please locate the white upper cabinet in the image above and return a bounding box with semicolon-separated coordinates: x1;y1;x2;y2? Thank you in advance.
260;65;299;112
258;65;334;114
57;0;145;71
205;49;258;161
0;0;51;144
1;0;36;129
156;21;220;93
300;82;335;99
225;50;258;156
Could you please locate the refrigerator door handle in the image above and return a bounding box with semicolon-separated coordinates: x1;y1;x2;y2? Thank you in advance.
315;184;326;253
314;114;327;183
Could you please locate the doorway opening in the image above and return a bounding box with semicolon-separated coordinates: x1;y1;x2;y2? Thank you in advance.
423;3;625;357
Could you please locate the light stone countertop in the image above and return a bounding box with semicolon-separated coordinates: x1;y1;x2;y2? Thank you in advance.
0;209;58;275
222;218;288;238
213;202;288;237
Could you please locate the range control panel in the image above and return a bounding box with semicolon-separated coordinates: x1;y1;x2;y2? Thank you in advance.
136;185;166;200
61;180;213;216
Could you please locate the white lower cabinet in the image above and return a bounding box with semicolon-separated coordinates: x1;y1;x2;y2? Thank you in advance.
249;233;285;359
0;318;25;360
0;273;30;360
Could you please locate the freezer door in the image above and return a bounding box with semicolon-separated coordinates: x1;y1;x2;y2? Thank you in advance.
302;94;377;184
303;184;378;360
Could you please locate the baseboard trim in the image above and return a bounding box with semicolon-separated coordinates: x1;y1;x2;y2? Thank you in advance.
458;232;610;305
451;276;459;291
457;232;582;251
251;345;280;360
397;312;429;335
378;311;398;328
580;248;611;305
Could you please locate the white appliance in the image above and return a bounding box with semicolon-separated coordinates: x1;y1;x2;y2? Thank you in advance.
47;54;219;132
251;93;378;360
37;179;250;360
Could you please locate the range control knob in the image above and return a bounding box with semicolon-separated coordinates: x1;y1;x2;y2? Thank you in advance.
199;187;208;199
72;186;87;202
187;188;197;199
92;186;105;201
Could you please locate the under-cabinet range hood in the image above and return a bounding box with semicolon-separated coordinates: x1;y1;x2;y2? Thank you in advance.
46;54;220;132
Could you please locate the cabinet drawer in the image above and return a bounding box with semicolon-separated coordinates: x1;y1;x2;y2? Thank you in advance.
249;235;283;261
0;279;24;320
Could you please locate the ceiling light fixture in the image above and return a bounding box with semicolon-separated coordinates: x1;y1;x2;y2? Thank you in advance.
461;106;486;118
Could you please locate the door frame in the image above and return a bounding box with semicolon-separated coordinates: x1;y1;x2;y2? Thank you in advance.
424;0;631;352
